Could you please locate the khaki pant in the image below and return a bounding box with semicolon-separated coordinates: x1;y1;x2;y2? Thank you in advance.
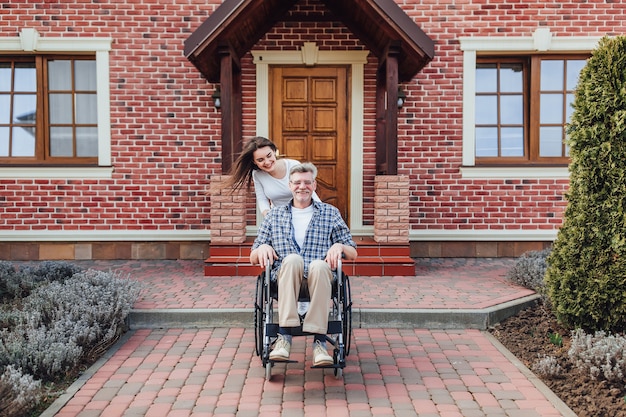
276;254;333;334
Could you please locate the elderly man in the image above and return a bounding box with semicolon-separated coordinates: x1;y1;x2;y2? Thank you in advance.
250;162;357;366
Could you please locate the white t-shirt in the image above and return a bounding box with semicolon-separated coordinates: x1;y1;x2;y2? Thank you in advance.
252;158;320;214
291;204;314;249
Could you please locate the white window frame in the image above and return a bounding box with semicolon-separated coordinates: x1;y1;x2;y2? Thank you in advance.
0;28;113;179
459;28;601;179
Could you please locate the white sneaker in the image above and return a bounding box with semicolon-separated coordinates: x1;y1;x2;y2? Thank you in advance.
313;340;333;366
269;335;291;361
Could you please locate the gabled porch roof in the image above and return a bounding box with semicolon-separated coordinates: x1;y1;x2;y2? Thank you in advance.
184;0;435;83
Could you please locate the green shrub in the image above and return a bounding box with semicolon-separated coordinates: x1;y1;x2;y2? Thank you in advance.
545;35;626;333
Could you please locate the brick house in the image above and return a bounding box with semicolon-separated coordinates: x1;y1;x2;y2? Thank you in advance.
1;0;622;274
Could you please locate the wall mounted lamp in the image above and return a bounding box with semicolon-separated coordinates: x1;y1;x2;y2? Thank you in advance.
397;87;406;109
212;87;221;109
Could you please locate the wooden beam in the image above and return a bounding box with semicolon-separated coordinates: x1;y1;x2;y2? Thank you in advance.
375;66;387;175
218;45;243;173
375;41;401;175
385;43;400;175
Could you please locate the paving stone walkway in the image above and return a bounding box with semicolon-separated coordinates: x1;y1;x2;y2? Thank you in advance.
42;259;576;417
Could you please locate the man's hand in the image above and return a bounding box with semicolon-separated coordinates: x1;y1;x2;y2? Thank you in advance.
324;243;344;270
250;244;277;269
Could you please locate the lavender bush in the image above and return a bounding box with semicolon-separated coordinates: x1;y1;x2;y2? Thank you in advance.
532;355;563;378
568;328;626;382
506;248;551;297
0;260;82;300
0;365;43;417
0;262;142;417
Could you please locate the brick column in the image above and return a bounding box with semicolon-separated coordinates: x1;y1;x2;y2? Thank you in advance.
374;175;410;243
209;175;246;244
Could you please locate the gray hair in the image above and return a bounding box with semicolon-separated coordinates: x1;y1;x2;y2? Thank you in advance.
289;162;317;179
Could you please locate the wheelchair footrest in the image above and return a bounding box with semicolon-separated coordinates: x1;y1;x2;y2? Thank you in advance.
265;321;342;337
311;362;345;369
269;359;299;364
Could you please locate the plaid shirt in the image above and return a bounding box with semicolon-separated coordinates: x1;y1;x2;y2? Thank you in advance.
252;200;357;281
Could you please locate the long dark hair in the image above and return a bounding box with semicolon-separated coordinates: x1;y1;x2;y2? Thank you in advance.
224;136;278;190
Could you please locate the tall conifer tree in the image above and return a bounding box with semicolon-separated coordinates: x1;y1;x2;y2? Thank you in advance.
545;36;626;333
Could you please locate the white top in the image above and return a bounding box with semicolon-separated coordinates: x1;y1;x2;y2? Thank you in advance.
252;158;320;214
291;204;314;249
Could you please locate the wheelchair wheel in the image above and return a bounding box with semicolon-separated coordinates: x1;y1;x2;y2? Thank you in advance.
342;274;353;356
254;275;264;357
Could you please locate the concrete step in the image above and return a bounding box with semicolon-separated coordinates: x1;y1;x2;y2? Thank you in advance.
127;294;540;330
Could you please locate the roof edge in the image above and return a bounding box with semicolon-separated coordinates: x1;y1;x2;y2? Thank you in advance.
183;0;249;58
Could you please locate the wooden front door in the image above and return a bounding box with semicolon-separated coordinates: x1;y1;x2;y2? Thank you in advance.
270;66;350;222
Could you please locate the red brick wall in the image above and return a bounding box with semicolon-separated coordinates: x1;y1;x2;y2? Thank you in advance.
0;1;223;235
1;0;625;257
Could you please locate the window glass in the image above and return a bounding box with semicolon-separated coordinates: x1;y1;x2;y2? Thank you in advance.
540;126;564;157
75;61;97;90
500;95;523;124
12;126;35;157
50;126;74;157
501;127;524;156
48;60;72;90
76;94;97;124
14;63;36;92
540;93;564;124
0;63;11;92
49;94;73;124
0;127;9;156
475;127;498;157
76;127;98;157
13;94;36;125
476;65;497;92
475;96;498;124
567;60;587;90
540;60;564;90
0;95;10;124
500;64;523;92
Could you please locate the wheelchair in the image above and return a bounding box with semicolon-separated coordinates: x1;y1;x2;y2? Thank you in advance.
254;258;353;380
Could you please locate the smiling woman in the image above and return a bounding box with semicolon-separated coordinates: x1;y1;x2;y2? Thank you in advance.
224;136;320;216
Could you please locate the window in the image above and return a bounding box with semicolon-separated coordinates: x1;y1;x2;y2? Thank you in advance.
475;55;587;165
1;56;98;164
459;29;600;179
0;28;111;178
